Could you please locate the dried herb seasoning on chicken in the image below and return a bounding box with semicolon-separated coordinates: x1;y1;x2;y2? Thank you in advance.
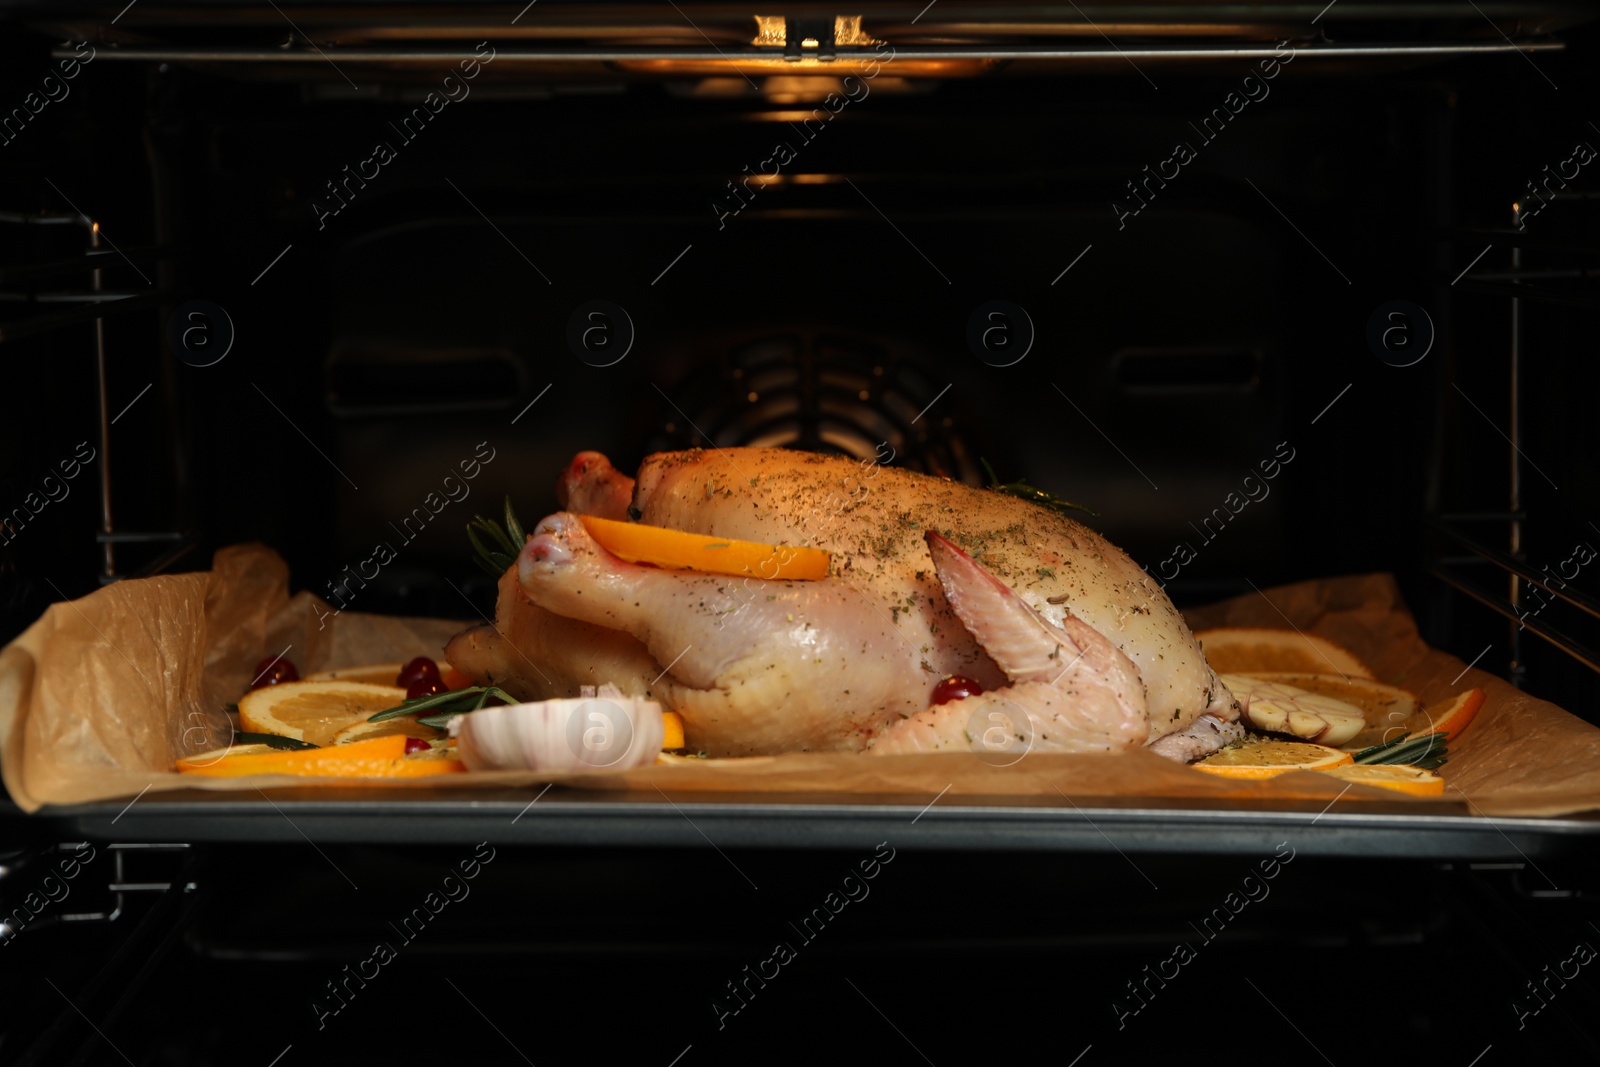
446;448;1243;760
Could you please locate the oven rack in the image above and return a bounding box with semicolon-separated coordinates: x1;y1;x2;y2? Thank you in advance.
1431;204;1599;688
0;211;193;584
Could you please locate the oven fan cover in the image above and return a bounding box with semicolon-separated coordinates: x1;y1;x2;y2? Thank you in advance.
643;331;985;483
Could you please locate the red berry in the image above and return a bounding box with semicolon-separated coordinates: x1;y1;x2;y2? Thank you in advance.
403;737;431;755
396;656;441;688
249;656;299;691
931;675;983;705
406;677;447;700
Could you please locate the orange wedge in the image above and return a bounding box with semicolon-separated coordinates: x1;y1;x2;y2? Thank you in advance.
1399;688;1484;745
238;680;409;747
1197;628;1375;679
662;711;685;750
1193;737;1353;780
1318;764;1445;797
579;514;830;580
177;735;465;778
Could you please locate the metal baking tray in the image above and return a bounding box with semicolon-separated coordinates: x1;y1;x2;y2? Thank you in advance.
27;787;1600;861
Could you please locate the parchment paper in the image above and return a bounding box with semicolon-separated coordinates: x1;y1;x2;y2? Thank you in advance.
3;545;1598;816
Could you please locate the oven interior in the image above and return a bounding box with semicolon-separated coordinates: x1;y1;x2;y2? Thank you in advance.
2;2;1600;1061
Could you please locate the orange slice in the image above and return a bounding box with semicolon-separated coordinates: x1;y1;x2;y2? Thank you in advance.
1197;628;1375;679
1399;688;1485;744
238;680;409;747
176;742;280;767
331;716;445;745
578;515;830;580
662;711;685;750
305;661;458;688
1318;764;1445;797
177;735;466;778
304;662;404;686
1193;737;1353;780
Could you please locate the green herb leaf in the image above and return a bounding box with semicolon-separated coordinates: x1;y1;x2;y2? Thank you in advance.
980;458;1097;518
1350;733;1413;761
416;686;519;728
467;502;527;576
233;731;319;751
370;685;519;725
467;523;508;571
475;513;519;559
503;495;525;551
1352;731;1449;766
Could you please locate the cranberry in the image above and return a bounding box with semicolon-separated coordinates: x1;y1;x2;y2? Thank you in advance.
406;677;448;700
250;656;299;691
403;737;431;755
931;675;983;705
395;656;441;688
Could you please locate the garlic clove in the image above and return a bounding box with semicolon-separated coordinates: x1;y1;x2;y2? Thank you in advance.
1246;699;1290;735
1285;709;1327;740
450;684;665;772
1309;710;1365;747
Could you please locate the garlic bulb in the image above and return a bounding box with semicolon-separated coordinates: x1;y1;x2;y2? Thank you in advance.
1221;674;1367;747
450;684;665;772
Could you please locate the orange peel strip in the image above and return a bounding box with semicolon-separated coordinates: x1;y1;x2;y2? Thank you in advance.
578;514;829;580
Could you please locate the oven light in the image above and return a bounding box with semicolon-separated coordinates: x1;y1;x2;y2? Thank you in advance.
755;109;831;121
761;74;844;103
627;58;987;76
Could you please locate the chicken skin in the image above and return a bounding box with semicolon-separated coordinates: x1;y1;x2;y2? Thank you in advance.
446;448;1239;759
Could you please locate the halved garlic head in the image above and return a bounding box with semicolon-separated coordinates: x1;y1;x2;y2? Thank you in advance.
450;684;665;772
1220;674;1367;747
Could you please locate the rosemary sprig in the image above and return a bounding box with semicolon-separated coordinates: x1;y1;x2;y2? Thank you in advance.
503;495;525;550
233;731;319;751
980;459;1097;518
468;496;526;576
1352;731;1449;769
367;685;518;727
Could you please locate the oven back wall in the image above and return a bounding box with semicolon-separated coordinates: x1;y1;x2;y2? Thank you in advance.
177;72;1444;594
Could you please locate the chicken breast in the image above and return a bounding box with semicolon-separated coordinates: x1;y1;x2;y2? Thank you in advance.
447;447;1238;758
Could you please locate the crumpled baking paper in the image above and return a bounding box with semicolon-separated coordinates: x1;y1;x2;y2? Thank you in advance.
2;545;1597;816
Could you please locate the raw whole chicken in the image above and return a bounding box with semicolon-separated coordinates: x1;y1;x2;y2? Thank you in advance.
446;448;1241;760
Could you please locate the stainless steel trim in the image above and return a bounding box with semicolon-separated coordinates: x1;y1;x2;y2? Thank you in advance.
37;788;1600;859
52;41;1566;63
